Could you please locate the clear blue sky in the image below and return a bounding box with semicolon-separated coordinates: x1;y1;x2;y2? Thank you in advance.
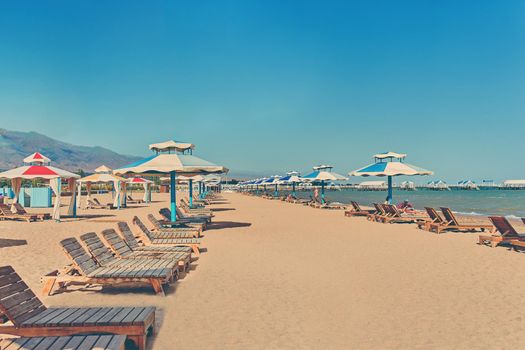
1;1;524;181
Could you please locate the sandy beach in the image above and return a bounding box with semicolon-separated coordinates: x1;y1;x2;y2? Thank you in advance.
2;192;525;349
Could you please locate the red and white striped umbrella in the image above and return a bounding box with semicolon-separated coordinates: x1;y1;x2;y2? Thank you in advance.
0;164;79;180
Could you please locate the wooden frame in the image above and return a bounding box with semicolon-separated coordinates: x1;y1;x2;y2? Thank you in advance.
12;203;51;221
344;201;375;217
428;207;495;234
478;216;525;247
0;204;37;222
0;266;155;350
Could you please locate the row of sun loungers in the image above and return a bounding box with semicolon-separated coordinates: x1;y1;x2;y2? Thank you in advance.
0;203;51;222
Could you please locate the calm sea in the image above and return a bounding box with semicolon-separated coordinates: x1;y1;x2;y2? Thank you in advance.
273;188;525;218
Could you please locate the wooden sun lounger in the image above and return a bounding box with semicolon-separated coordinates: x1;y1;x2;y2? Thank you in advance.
181;197;206;209
87;199;113;210
143;215;201;237
478;216;525;247
381;204;427;224
12;203;51;221
0;204;38;222
417;207;445;231
79;232;180;280
127;195;143;204
175;205;213;221
428;207;495;234
1;266;155;350
345;201;375;217
42;237;174;296
132;218;202;256
158;209;208;230
101;229;191;272
117;222;193;255
0;334;127;350
368;203;390;223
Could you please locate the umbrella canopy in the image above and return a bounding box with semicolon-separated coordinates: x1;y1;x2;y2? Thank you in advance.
79;173;126;183
127;177;153;184
78;167;127;209
302;166;347;203
0;152;80;221
114;140;227;222
94;165;112;173
349;152;433;203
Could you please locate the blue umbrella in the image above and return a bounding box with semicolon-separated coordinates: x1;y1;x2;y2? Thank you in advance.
302;165;347;204
279;171;302;197
350;152;433;204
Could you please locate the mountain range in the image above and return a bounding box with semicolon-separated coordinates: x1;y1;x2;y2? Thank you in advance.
0;128;140;172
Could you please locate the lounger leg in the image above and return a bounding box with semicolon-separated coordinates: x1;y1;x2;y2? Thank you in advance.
129;335;146;350
41;277;56;296
191;244;200;256
150;279;165;296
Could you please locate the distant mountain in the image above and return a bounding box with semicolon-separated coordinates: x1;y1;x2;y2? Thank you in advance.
0;128;141;172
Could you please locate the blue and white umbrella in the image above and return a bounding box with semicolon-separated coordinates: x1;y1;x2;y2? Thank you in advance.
279;171;302;197
349;152;432;203
263;175;281;196
114;140;228;222
302;165;348;203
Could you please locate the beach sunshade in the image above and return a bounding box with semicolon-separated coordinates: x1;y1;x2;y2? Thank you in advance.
302;166;347;203
0;152;80;221
350;152;433;203
94;165;112;173
114;140;227;222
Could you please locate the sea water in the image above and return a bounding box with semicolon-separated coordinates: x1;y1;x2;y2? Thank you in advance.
277;189;525;217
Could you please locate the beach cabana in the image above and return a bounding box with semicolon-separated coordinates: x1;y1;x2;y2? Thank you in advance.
77;165;127;209
127;176;153;203
0;152;80;221
350;152;433;203
302;165;347;203
114;140;228;223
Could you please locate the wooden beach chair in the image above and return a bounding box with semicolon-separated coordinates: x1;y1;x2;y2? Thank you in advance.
179;200;213;216
117;222;193;255
381;204;427;224
1;265;155;350
0;334;127;350
101;228;191;272
87;199;113;210
132;217;202;256
0;204;38;222
80;232;181;281
43;237;174;296
127;195;143;204
144;214;201;237
417;207;445;231
345;201;375;217
478;216;525;248
12;203;51;221
429;207;495;234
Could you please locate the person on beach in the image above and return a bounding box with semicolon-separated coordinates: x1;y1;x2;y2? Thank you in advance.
397;199;415;213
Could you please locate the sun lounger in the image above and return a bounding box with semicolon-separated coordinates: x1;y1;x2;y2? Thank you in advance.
12;203;51;221
117;222;193;255
0;334;127;350
132;217;202;256
0;204;38;222
478;216;525;247
1;265;155;350
80;232;181;280
381;204;427;224
179;200;213;215
43;237;174;296
428;207;495;234
345;201;375;217
145;214;201;236
368;203;389;223
101;228;191;272
127;195;143;204
87;199;113;210
417;207;445;231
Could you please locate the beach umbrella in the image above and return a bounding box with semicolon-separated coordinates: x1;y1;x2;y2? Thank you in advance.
177;174;206;207
114;140;227;223
302;165;347;203
0;152;80;221
78;166;127;209
279;171;302;197
349;152;433;204
263;175;281;197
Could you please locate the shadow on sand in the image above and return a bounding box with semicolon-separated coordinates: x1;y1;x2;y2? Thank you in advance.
0;238;28;248
210;208;236;212
206;221;252;230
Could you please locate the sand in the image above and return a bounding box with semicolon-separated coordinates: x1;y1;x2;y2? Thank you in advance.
2;192;525;349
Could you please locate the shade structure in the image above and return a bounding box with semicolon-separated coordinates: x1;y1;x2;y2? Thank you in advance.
302;166;347;203
279;171;302;197
263;175;281;196
149;140;195;153
126;177;153;203
349;152;433;203
114;140;228;222
78;167;127;209
0;152;80;221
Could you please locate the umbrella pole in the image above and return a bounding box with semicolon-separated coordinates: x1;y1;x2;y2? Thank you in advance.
189;179;193;208
387;176;393;204
274;183;278;197
321;181;325;204
170;171;177;222
292;182;296;197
